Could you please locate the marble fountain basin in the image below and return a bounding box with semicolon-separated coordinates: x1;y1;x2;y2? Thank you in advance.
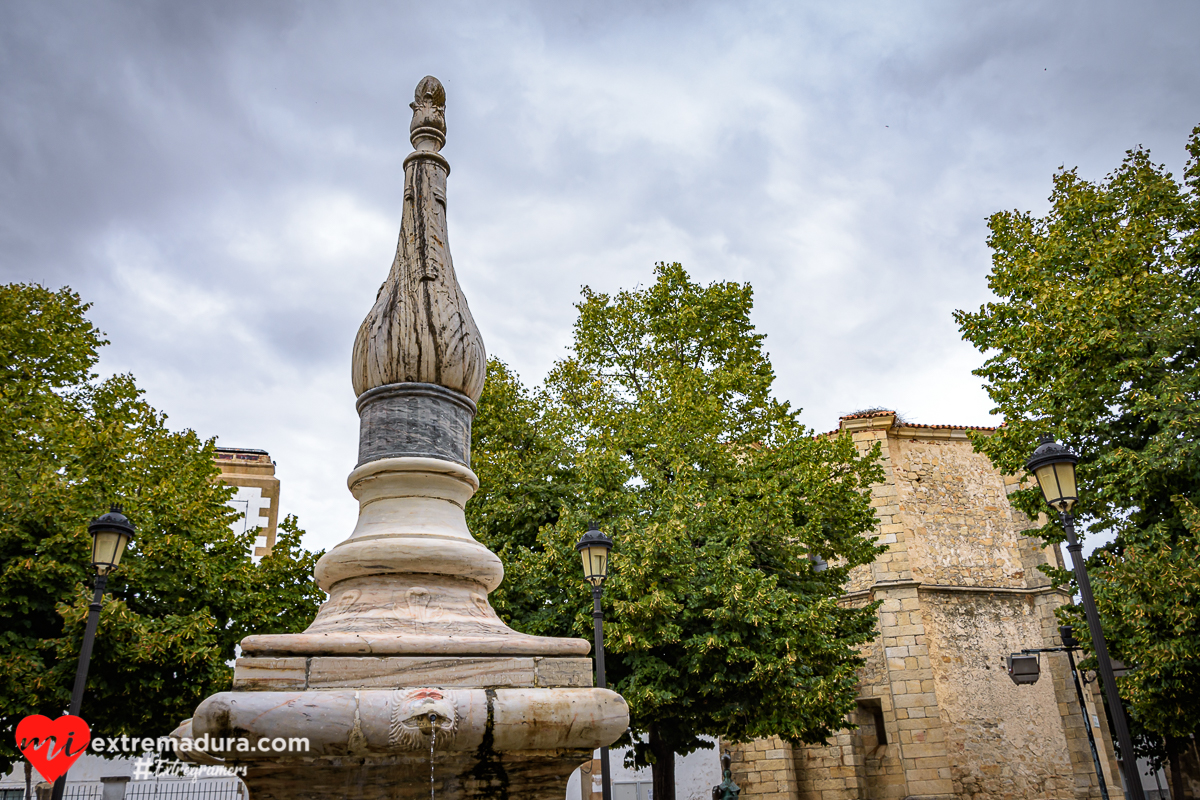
173;687;627;758
169;686;627;800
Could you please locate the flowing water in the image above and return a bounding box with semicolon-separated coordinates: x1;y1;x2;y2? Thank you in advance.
429;713;437;800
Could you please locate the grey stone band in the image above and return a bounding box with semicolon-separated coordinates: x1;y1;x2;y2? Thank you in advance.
356;382;476;467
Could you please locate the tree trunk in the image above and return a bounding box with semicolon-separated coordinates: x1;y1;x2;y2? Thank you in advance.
1167;738;1184;800
649;723;676;800
24;760;31;800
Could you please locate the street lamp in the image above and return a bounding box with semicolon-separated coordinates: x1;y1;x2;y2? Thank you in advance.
1005;652;1041;685
1026;436;1143;800
1061;625;1112;800
576;522;614;800
1026;437;1078;514
51;506;135;800
90;508;135;575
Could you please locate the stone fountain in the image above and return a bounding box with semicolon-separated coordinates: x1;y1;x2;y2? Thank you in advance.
171;76;628;800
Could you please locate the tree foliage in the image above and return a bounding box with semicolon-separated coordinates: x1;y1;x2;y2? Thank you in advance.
0;283;324;773
954;128;1200;770
468;264;883;800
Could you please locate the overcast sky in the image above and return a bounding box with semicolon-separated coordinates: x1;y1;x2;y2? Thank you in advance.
2;1;1197;553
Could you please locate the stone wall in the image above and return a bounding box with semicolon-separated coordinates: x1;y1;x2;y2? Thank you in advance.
728;736;801;800
728;412;1121;800
923;591;1074;799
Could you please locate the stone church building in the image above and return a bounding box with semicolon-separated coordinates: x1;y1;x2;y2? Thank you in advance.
725;411;1122;800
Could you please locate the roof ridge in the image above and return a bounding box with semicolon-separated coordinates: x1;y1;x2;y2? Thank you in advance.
835;409;999;432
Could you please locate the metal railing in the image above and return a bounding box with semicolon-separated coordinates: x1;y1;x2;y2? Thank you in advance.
51;781;245;800
126;781;245;800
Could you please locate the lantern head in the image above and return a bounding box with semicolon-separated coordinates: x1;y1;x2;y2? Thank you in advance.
1026;435;1079;514
575;523;613;587
89;505;135;575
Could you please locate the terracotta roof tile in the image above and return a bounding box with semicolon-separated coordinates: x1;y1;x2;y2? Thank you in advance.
834;409;999;432
838;410;897;420
900;421;997;432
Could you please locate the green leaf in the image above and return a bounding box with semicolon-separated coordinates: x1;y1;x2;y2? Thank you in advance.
954;126;1200;755
467;263;884;768
0;283;324;771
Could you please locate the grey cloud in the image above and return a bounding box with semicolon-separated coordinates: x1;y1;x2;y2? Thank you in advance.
2;0;1198;550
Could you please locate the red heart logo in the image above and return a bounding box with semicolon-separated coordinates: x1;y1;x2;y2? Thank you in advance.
16;715;91;783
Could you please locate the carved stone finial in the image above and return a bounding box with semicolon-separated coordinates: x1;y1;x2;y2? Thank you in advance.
351;76;486;406
175;75;629;800
410;75;446;152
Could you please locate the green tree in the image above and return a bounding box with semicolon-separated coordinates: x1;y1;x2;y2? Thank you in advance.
468;264;884;800
955;127;1200;795
0;283;324;773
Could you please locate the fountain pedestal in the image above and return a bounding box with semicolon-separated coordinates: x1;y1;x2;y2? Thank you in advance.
172;77;628;800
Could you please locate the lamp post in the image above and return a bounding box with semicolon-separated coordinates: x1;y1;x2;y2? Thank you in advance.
576;522;614;800
1061;625;1112;800
1026;437;1144;800
51;506;135;800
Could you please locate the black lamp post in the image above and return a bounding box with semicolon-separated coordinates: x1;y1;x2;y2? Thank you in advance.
1061;625;1112;800
1026;437;1143;800
576;522;614;800
51;506;135;800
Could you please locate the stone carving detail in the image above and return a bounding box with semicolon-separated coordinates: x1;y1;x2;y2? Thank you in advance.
388;688;459;750
405;587;442;622
305;576;513;636
468;593;495;619
351;75;486;403
408;76;446;151
332;588;362;616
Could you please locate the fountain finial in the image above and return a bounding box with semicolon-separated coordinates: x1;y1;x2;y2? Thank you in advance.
173;78;627;800
409;76;446;151
351;75;486;404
